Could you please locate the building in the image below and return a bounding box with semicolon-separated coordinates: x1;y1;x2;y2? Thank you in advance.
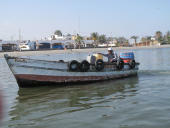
0;41;18;51
47;34;73;41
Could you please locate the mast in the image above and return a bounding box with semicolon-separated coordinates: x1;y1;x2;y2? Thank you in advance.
78;16;80;34
19;28;21;43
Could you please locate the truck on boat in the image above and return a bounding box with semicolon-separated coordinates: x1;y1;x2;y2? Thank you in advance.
4;52;139;88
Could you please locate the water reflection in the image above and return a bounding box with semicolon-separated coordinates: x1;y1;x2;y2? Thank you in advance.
8;77;139;127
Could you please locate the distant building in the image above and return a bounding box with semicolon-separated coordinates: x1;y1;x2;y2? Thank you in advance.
42;34;96;49
0;41;18;51
108;40;117;47
48;35;65;40
47;34;74;41
71;35;78;40
98;44;107;48
83;40;94;48
136;37;160;46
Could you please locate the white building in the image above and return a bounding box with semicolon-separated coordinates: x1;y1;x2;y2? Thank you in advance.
47;34;72;41
108;41;117;47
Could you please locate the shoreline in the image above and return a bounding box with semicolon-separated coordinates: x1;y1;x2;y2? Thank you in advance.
0;44;170;58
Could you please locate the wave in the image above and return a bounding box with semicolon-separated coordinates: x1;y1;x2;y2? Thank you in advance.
138;69;170;76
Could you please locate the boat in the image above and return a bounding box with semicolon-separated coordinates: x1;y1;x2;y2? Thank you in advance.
4;53;140;88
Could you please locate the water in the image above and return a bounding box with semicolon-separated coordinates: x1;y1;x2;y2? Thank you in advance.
1;48;170;128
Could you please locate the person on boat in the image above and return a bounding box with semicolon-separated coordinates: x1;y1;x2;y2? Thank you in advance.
99;47;118;63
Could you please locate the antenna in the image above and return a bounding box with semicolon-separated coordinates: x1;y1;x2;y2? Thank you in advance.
19;28;21;43
78;16;80;34
10;36;13;41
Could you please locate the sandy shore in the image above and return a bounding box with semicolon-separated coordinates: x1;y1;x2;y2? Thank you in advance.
0;45;170;58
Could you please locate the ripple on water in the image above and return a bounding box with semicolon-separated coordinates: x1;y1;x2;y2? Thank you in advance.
1;48;170;128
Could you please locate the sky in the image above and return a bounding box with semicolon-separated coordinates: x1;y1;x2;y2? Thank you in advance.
0;0;170;40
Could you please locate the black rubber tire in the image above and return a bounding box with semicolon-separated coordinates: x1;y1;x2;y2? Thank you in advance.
68;60;80;72
129;60;136;69
79;60;90;72
59;60;64;63
116;60;124;70
95;59;104;71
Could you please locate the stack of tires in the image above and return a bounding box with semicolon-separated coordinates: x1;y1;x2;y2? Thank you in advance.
120;52;136;69
68;59;105;72
68;53;106;72
68;60;90;72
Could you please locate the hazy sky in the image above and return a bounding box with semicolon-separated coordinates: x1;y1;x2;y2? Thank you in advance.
0;0;170;40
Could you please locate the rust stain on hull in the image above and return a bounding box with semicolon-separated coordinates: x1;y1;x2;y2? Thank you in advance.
15;74;137;88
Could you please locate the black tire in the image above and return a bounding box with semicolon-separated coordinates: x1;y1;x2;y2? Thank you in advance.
68;60;80;72
116;60;124;70
95;59;104;71
59;60;64;63
129;60;136;69
79;60;90;72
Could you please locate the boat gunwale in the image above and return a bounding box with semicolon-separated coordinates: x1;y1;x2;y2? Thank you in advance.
4;54;140;66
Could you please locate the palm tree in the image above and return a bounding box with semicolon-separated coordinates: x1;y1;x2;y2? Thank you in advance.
146;36;151;41
141;37;147;42
118;37;127;43
75;34;83;49
146;36;152;45
107;37;114;41
165;31;170;44
54;30;62;36
155;31;162;42
112;37;119;46
131;36;138;46
117;37;129;47
90;32;99;47
141;36;152;46
98;34;106;44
